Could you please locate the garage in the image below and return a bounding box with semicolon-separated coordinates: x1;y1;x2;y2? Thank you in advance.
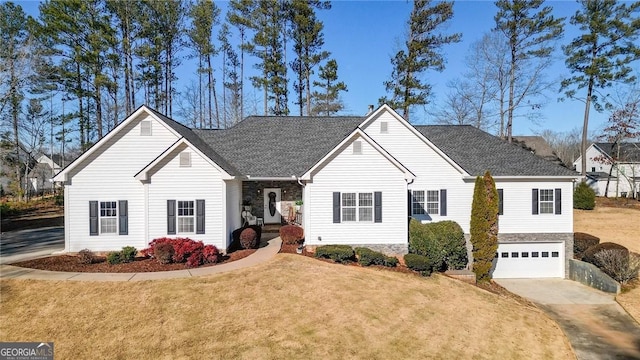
492;242;564;278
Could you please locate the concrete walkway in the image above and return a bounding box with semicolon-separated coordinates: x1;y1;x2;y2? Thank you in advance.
0;235;282;282
496;279;640;360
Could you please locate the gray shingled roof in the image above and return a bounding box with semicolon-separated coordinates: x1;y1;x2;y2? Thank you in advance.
147;107;241;176
415;125;578;177
194;116;363;177
594;142;640;162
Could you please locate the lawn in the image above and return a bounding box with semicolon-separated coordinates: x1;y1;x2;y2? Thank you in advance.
574;205;640;322
0;254;572;359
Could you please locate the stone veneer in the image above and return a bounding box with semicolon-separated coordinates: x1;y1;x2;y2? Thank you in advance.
242;181;302;223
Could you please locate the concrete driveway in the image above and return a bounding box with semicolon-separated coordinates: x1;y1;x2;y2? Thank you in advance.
0;226;64;265
496;279;640;360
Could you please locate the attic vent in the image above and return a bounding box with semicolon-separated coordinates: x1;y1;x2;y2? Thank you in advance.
179;152;191;167
353;141;362;155
380;121;388;133
140;120;152;136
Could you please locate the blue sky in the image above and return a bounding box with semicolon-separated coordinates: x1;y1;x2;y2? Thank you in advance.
16;0;638;137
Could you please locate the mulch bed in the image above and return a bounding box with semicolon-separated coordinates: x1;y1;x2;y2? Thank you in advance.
12;249;256;273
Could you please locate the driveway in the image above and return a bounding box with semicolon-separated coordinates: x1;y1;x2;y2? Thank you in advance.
496;279;640;360
0;226;64;265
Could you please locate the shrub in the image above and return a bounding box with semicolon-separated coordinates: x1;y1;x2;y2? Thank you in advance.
355;247;398;267
240;228;258;249
574;232;600;258
142;237;220;267
582;242;629;268
469;172;499;283
154;242;175;264
202;245;220;264
229;225;262;252
594;250;640;285
121;246;137;263
280;224;304;245
404;253;433;276
409;219;468;271
78;249;96;265
574;182;595;210
315;245;355;263
106;251;122;265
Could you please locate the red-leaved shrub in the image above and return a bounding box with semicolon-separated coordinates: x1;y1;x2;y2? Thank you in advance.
240;228;257;249
279;224;304;245
143;237;220;268
154;242;175;264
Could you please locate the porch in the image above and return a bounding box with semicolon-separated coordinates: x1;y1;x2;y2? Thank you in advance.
241;180;303;227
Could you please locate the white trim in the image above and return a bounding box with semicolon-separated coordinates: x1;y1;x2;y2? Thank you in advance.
53;105;182;182
463;175;579;181
300;128;415;181
246;176;297;181
135;137;234;181
359;104;469;176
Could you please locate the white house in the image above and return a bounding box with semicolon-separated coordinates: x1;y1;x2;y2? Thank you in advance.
53;105;578;279
574;143;640;198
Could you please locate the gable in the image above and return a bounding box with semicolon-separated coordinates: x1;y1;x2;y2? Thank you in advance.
53;106;182;182
301;128;414;181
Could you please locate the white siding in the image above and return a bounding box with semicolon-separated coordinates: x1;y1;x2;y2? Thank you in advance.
496;180;573;234
362;111;472;230
305;134;408;246
65;112;180;251
147;143;226;251
575;145;639;197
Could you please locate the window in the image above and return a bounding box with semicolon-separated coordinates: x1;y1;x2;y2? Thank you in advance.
501;252;509;258
412;191;425;215
177;200;195;233
140;120;152;136
180;152;191;167
532;252;539;258
100;201;117;234
552;251;559;258
426;190;439;214
353;141;362;154
342;193;356;222
341;192;373;222
522;252;529;258
380;121;388;133
591;167;596;172
511;252;519;258
539;189;554;214
542;252;549;258
359;193;373;221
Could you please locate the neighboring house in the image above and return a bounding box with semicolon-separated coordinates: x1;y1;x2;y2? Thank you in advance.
27;154;67;195
573;143;640;198
53;105;578;279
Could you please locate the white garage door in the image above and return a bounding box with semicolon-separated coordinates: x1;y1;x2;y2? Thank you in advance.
492;242;564;279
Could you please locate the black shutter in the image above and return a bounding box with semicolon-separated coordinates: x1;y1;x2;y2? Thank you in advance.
439;189;447;216
532;189;539;215
196;199;205;234
498;189;504;215
167;200;176;235
333;192;341;223
408;190;412;217
555;188;562;215
374;191;382;223
118;200;128;235
89;201;98;236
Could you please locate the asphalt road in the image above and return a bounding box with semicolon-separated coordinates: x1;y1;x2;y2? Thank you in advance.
0;226;64;265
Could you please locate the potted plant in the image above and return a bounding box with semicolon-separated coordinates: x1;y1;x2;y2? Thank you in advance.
242;198;252;212
295;200;303;211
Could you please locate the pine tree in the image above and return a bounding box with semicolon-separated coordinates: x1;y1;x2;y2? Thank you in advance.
380;0;460;122
311;59;347;116
470;171;499;282
228;0;256;120
495;0;564;143
561;0;640;177
289;0;330;116
219;23;242;127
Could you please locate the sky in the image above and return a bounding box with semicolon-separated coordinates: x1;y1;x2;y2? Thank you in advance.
15;0;640;138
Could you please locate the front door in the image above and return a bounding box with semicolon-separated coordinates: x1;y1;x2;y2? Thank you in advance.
263;188;282;224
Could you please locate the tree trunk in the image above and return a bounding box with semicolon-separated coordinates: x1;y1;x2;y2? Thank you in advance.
209;54;219;129
95;76;103;138
507;38;516;143
580;78;594;178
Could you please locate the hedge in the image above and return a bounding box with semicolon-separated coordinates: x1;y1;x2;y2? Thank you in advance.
315;245;355;263
409;219;467;271
355;247;398;267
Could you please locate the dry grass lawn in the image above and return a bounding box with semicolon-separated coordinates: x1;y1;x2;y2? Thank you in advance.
574;207;640;253
574;206;640;323
1;254;572;359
